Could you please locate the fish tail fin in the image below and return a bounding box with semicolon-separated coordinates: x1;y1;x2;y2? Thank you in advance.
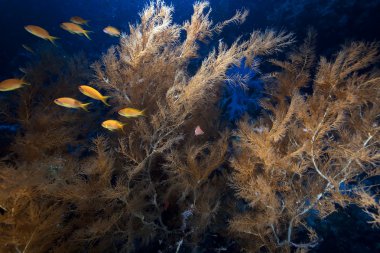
141;109;146;116
81;102;92;112
102;96;111;106
48;36;59;46
121;123;127;134
21;76;31;86
83;30;93;40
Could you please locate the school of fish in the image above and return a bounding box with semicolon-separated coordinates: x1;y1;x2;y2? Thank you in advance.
1;16;203;135
53;84;144;133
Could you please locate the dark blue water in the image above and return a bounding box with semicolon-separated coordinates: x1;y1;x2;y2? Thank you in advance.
2;0;380;79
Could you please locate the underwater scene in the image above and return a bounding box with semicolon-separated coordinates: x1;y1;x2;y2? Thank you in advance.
1;0;380;252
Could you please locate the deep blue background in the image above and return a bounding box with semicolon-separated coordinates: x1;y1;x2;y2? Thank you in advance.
2;0;380;79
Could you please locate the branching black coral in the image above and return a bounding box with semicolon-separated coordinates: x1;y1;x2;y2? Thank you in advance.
230;32;380;252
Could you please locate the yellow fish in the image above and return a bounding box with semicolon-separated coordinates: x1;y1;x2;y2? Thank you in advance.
54;97;91;111
24;25;59;45
103;26;120;37
0;78;30;91
22;44;35;54
78;85;110;106
70;16;90;26
118;108;145;118
101;120;125;132
60;22;92;40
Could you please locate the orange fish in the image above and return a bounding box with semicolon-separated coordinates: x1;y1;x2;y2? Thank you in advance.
78;85;110;106
24;25;59;45
118;108;145;118
60;22;92;40
101;120;125;132
70;16;90;26
0;78;30;91
103;26;120;37
194;125;204;136
54;97;91;111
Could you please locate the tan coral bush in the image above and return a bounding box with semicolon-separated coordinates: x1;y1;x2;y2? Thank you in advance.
230;31;380;252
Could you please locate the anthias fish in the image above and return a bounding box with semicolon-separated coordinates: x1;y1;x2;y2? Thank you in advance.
103;26;120;37
0;78;29;91
101;120;125;132
22;44;35;54
78;85;110;106
70;16;90;26
54;97;91;111
24;25;59;45
60;22;92;40
19;68;27;74
118;108;145;118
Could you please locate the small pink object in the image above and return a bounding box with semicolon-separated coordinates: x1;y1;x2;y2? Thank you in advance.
194;125;204;136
